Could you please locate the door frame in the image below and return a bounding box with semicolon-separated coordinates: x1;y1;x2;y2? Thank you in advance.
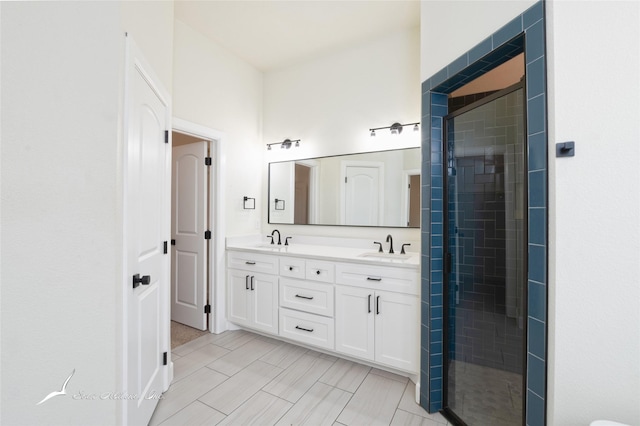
172;117;227;334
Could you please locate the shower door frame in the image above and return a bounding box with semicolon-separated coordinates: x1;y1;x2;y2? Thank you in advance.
441;81;529;426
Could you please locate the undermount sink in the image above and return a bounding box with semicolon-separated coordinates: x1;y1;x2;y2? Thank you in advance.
253;243;284;250
359;252;412;260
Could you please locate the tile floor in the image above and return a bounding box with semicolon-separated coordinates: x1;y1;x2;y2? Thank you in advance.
150;329;451;426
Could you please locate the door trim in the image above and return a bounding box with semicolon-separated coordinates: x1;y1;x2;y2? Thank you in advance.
172;117;227;334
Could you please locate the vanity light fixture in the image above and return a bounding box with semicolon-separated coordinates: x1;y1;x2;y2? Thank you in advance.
369;122;420;137
266;138;301;150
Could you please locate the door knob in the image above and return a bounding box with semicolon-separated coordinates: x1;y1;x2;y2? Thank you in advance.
132;274;151;289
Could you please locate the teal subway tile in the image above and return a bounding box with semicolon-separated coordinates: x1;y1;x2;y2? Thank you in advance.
527;57;545;99
527;354;545;397
528;131;547;171
431;68;449;89
431;222;443;235
529;170;546;208
432;104;448;118
492;15;523;48
468;36;493;63
431;306;443;319
526;390;545;426
527;94;546;134
447;54;469;78
528;243;546;283
431;163;443;178
431;282;442;295
430;353;443;366
529;207;546;245
431;317;443;330
525;19;545;62
528;317;546;359
430;341;442;355
432;92;448;106
528;280;546;322
524;1;544;29
431;152;442;164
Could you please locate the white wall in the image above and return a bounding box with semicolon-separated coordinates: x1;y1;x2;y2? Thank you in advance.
546;1;640;425
421;1;640;425
0;1;173;423
263;27;421;243
172;19;264;237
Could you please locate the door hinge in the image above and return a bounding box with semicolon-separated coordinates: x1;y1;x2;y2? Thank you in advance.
345;177;347;183
205;157;212;166
164;130;169;144
171;239;176;246
204;304;211;314
204;230;212;240
162;351;168;366
163;241;168;254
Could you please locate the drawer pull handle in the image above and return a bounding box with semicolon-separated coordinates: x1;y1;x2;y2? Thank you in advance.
368;294;372;313
250;276;254;291
367;277;382;281
245;275;250;290
245;261;256;265
376;295;380;315
295;325;314;333
295;294;314;300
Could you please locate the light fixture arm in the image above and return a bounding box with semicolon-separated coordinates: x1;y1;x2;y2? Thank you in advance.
266;138;301;150
368;122;420;136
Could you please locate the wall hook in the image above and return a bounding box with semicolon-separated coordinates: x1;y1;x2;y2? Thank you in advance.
556;141;575;157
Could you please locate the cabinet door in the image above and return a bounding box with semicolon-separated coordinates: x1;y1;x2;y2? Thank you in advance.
374;290;419;372
335;286;374;361
227;269;252;327
251;273;279;334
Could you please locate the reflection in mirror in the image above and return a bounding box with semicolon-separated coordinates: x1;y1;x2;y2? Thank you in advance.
268;148;420;227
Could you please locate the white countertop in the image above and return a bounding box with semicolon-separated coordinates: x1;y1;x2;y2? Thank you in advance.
226;241;420;269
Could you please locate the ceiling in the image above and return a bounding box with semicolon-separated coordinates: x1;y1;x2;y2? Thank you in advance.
174;0;421;72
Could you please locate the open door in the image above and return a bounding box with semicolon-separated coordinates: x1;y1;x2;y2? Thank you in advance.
171;141;209;330
123;36;171;426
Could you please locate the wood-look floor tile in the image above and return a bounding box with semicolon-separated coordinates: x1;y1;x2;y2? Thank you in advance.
391;409;448;426
263;353;334;403
207;329;257;350
275;382;352;426
370;367;410;383
157;400;226;426
149;366;228;425
208;337;279;376
172;333;214;357
336;373;406;426
318;358;371;393
260;341;309;369
198;360;283;415
217;390;292;426
172;344;230;382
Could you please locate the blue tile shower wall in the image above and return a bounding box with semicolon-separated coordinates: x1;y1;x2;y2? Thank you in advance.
420;2;547;425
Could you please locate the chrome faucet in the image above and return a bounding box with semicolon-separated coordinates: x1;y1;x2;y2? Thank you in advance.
386;234;394;254
268;229;282;245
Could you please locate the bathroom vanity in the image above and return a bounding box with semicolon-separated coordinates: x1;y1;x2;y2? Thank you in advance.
226;236;420;377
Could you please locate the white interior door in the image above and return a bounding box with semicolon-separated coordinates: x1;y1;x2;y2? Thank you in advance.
171;141;208;330
344;165;381;225
124;37;170;426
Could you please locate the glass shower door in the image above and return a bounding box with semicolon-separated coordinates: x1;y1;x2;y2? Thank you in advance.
443;85;527;425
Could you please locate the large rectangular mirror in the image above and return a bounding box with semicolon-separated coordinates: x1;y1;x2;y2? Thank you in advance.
268;148;420;227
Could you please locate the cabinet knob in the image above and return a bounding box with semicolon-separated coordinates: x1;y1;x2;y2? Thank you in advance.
316;270;321;275
289;266;293;271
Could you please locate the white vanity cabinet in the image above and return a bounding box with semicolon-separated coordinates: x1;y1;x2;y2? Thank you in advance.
226;245;419;374
227;251;279;334
334;263;419;373
278;256;335;350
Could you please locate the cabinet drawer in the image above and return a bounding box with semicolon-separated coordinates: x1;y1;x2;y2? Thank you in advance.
227;251;278;275
279;308;334;350
280;256;306;279
280;278;334;317
335;263;419;295
305;260;335;283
